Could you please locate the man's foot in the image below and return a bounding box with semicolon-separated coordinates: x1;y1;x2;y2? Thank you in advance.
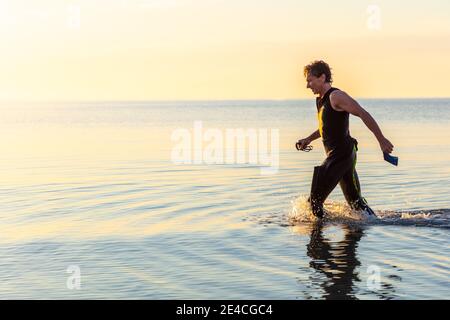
313;205;325;218
308;197;325;218
351;197;376;217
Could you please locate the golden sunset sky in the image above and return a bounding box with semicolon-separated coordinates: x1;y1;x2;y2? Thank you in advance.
1;0;449;101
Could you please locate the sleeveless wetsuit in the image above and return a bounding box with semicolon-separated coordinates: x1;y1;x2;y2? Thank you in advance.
309;87;365;214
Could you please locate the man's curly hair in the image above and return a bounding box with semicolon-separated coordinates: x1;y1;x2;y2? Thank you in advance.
304;60;333;83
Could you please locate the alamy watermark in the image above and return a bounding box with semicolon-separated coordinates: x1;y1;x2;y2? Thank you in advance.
367;4;382;31
66;265;81;290
118;0;179;9
171;121;279;175
67;4;81;30
366;265;381;291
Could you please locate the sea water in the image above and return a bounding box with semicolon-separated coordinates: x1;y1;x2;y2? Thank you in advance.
0;99;448;299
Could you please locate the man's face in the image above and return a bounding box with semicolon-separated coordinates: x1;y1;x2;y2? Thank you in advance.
306;73;324;95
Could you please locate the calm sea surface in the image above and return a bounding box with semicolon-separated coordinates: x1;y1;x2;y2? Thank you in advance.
0;99;449;299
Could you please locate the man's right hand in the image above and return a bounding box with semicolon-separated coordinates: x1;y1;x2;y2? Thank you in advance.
296;138;312;151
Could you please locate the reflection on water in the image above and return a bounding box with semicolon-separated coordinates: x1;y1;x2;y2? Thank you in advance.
306;222;363;299
304;222;399;300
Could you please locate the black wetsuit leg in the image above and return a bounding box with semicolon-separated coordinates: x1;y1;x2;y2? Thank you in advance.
309;140;376;217
338;143;375;215
339;144;362;206
309;143;355;217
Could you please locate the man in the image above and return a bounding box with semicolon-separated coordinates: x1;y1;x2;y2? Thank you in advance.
297;60;394;218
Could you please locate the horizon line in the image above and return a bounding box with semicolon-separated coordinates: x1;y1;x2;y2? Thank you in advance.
2;97;450;104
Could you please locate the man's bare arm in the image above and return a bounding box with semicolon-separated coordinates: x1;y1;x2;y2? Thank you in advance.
330;91;394;154
307;129;321;142
296;129;320;150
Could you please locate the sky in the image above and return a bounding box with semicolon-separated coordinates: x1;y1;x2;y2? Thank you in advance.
0;0;449;101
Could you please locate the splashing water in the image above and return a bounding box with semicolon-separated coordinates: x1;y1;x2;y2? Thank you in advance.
289;195;450;228
289;195;376;222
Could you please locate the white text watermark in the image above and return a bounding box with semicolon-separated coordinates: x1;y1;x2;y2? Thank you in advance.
171;121;279;175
